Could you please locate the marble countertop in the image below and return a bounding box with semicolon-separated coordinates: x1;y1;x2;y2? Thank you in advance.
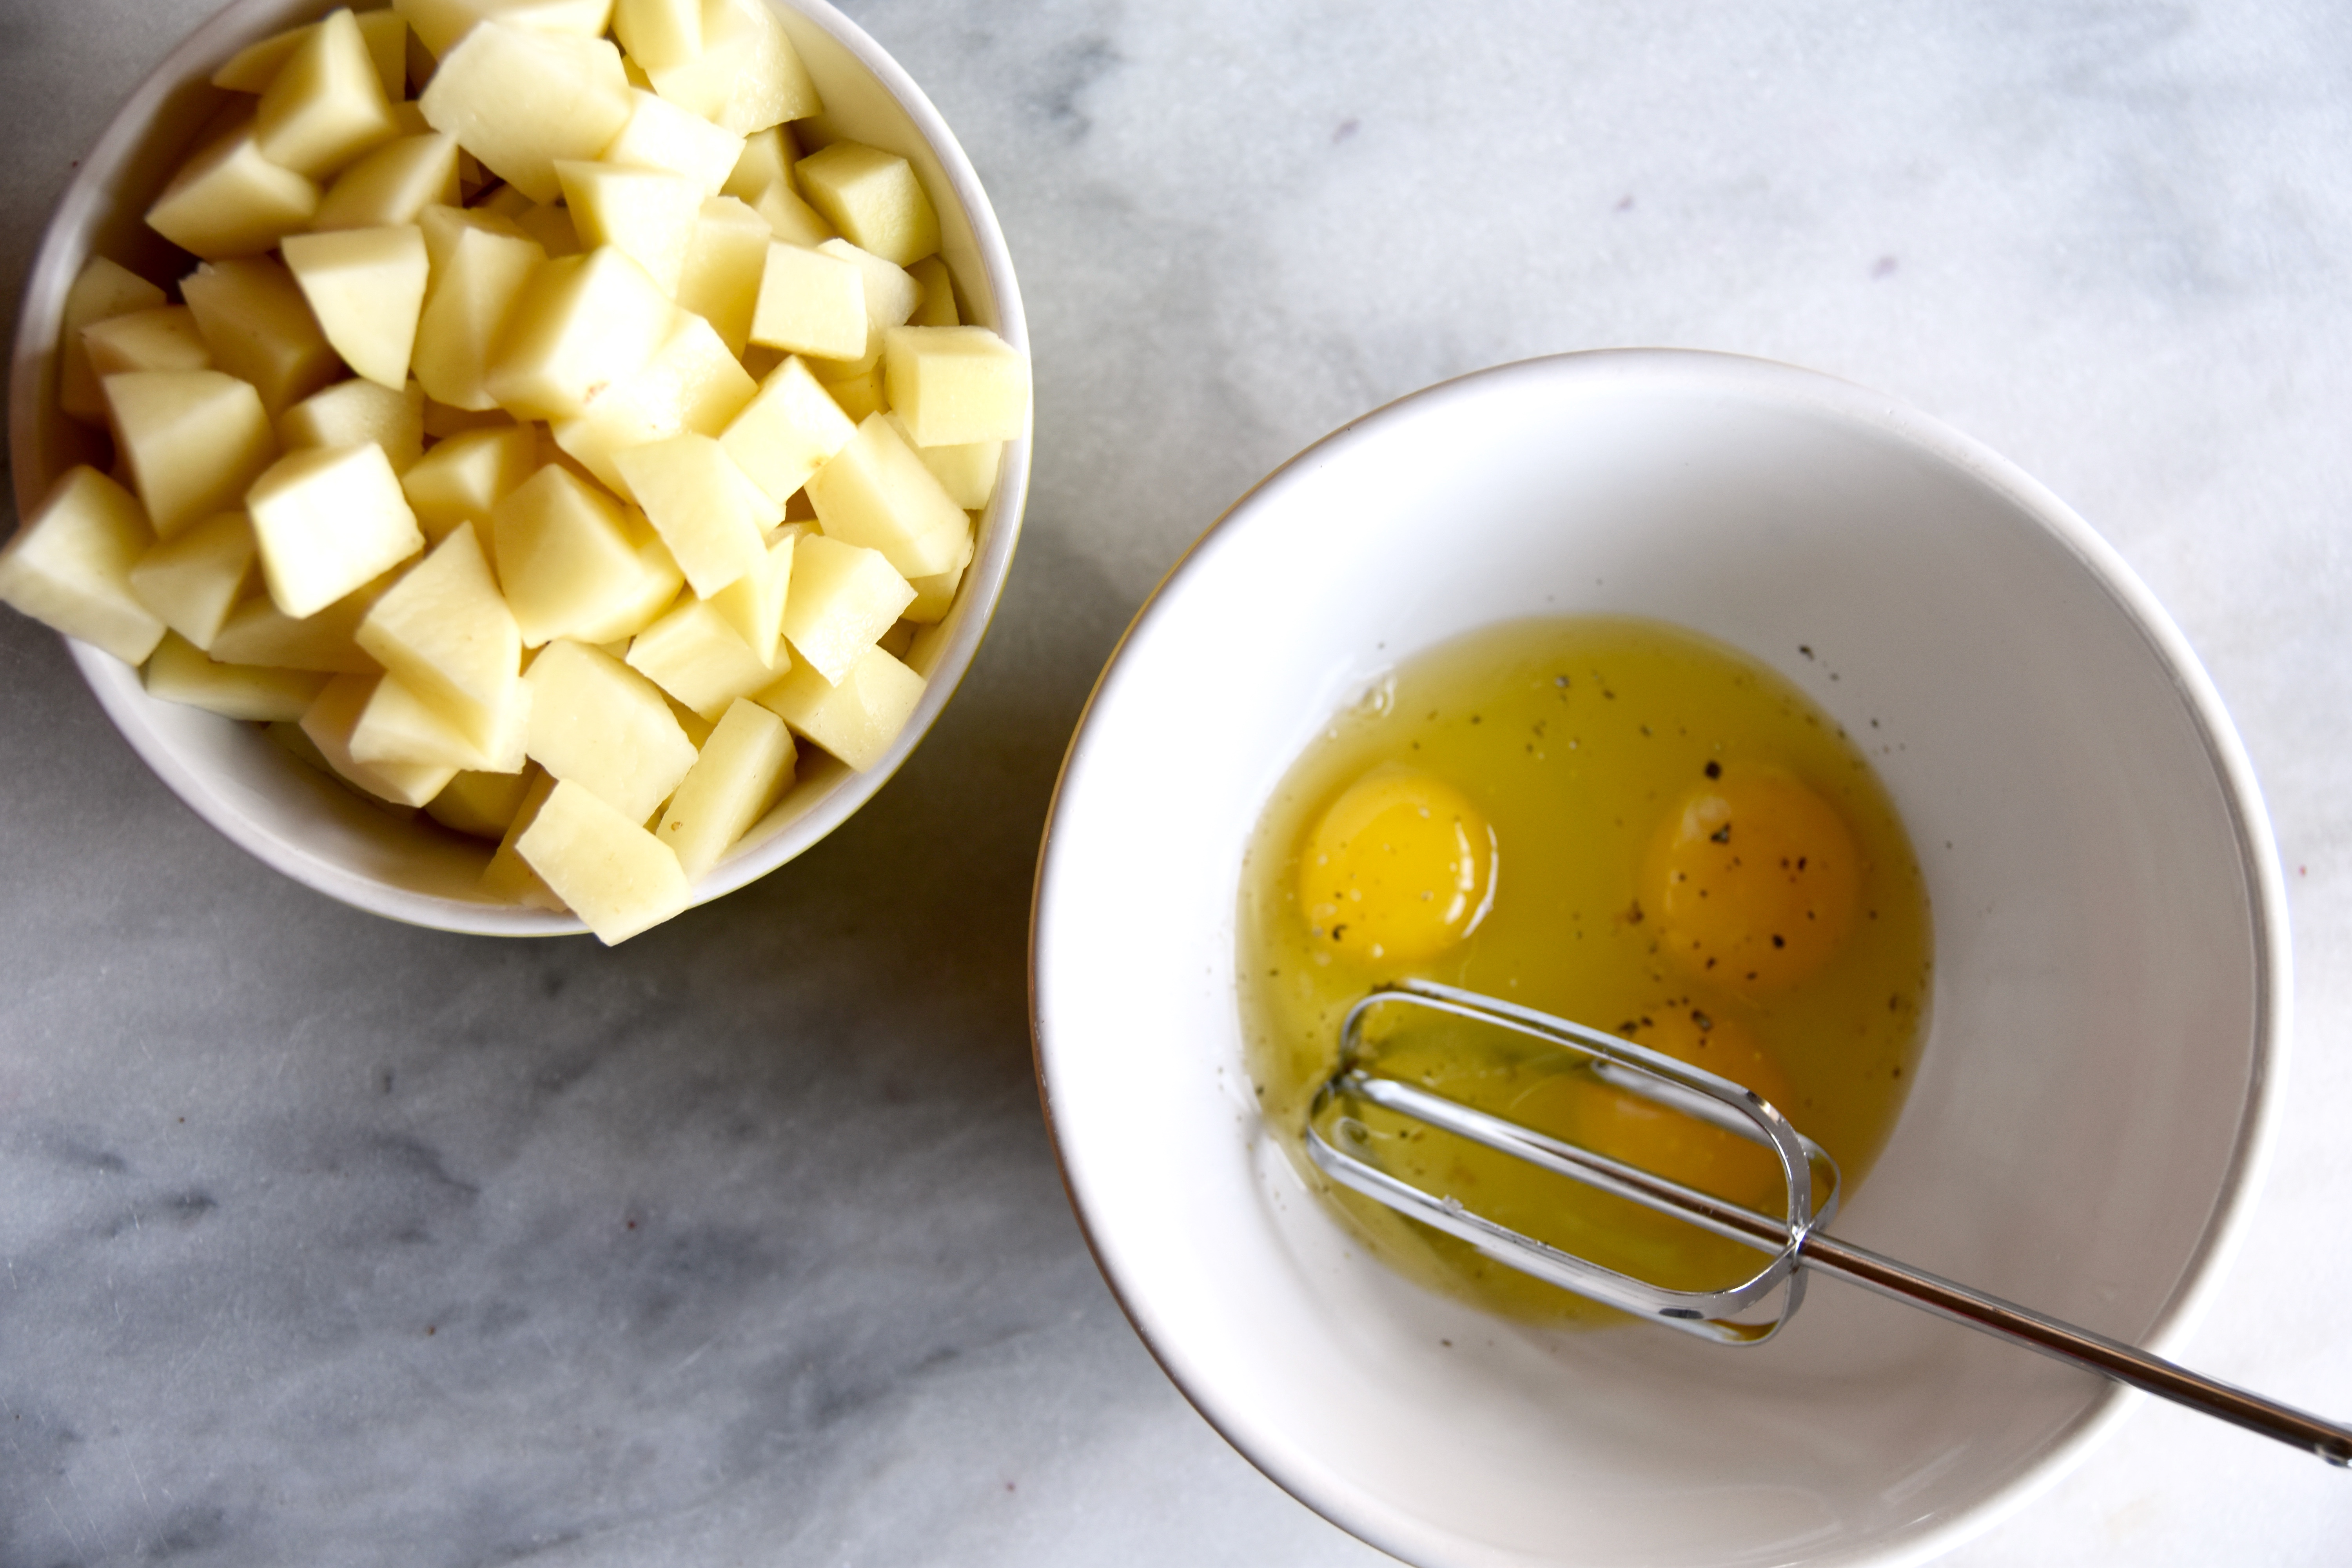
3;1;2346;1563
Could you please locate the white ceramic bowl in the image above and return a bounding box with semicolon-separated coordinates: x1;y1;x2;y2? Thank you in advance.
1032;351;2287;1568
7;0;1029;935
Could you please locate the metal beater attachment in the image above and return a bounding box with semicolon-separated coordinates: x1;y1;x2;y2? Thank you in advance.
1306;978;2352;1466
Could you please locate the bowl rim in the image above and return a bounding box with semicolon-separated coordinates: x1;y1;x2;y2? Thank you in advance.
9;0;1031;937
1027;347;2292;1567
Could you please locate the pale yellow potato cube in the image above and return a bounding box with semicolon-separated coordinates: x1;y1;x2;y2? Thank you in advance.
103;369;279;542
390;102;432;138
554;161;701;295
58;258;166;424
795;142;939;268
359;9;412;95
815;237;920;363
803;411;968;579
724;124;799;202
248;443;426;617
128;509;258;651
749;180;834;247
626;592;772;720
657;696;792;879
254;9;399;179
882;325;1029;446
211;23;314;92
230;13;409;96
279;377;426;472
0;466;165;665
648;0;819;136
82;308;213;380
147;122;321;259
356;521;522;755
709;528;792;667
665;695;716;747
780;534;913;685
283;224;430;389
181;256;341;416
613;0;700;72
875;619;915;660
302;673;457;805
574;510;688;643
413;205;546;410
904;559;966;626
426;766;535;838
815;361;885;422
517;777;690;942
749;242;864;359
675;196;769;356
548;309;756;498
351;668;505;769
753;641;922;771
906;254;958;328
400;421;539;547
719;354;854;505
600;88;742;198
210;571;393;672
479;766;566;906
420;22;632;203
883;410;997;509
144;631;325;720
484;246;673;419
612;432;778;596
314;131;461;230
492;463;645;644
523;637;697;820
515;201;583;258
397;0;615;59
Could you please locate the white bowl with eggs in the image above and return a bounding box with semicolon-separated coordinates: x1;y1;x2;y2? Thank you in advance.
7;0;1028;935
1031;350;2288;1567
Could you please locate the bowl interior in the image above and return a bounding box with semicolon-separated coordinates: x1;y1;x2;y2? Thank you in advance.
1033;352;2282;1568
10;0;1029;934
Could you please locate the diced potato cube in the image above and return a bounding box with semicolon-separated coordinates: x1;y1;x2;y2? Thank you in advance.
906;254;959;328
236;12;409;96
613;431;778;595
484;246;673;419
815;360;885;422
103;369;279;542
548;310;756;498
301;672;458;806
795;142;939;267
515;201;583;258
248;443;426;617
803;411;968;578
283;224;430;389
780;534;913;685
314;132;461;230
903;563;960;625
574;509;687;643
279;377;426;472
625;592;773;720
359;9;413;96
144;631;327;721
882;325;1029;446
426;766;535;838
517;777;691;943
351;668;501;769
814;237;920;367
748;180;834;247
0;466;166;665
211;24;314;92
356;521;521;756
613;0;701;72
875;619;915;660
884;410;998;508
555;160;701;295
413;205;546;410
675;195;768;356
397;0;615;60
419;22;632;202
400;421;540;548
82;308;213;381
754;641;923;771
58;258;167;423
146;122;321;259
724;124;799;202
210;570;394;671
600;88;742;197
523;637;697;820
181;256;341;416
128;509;258;651
648;0;819;136
749;242;864;359
492;463;646;644
657;696;792;878
254;9;399;179
709;529;792;667
719;353;854;505
479;766;566;907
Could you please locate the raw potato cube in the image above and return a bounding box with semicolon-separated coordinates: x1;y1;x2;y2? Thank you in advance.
614;432;779;595
219;12;409;97
145;632;326;721
303;672;458;806
146;123;321;259
815;360;884;422
657;697;793;878
479;766;565;906
523;638;697;821
710;529;793;667
248;443;426;617
279;377;426;472
875;620;915;660
254;9;399;180
795;142;939;267
420;22;632;202
515;201;583;258
58;258;167;423
882;325;1029;446
626;593;772;719
211;570;394;671
103;370;279;542
315;132;461;230
283;225;430;389
493;463;646;644
600;89;742;197
484;246;673;419
749;242;864;359
181;256;341;416
211;23;315;91
351;669;497;769
724;124;799;203
884;410;998;509
719;354;854;505
904;561;963;625
675;196;769;356
356;522;521;755
749;180;834;247
613;0;700;72
413;206;546;410
517;778;691;943
426;766;535;838
576;510;688;644
548;310;757;498
401;422;540;547
0;467;165;665
396;0;615;59
128;509;258;651
555;161;701;295
815;238;920;364
780;534;913;684
804;412;969;578
906;254;958;328
648;0;819;136
82;309;213;380
754;642;923;771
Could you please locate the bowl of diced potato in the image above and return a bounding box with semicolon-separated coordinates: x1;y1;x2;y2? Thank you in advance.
4;0;1031;942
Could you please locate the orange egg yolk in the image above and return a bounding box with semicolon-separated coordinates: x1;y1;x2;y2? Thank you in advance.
1644;765;1862;996
1297;765;1496;964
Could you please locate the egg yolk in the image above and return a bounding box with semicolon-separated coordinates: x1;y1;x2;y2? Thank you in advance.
1297;765;1495;963
1644;765;1861;996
